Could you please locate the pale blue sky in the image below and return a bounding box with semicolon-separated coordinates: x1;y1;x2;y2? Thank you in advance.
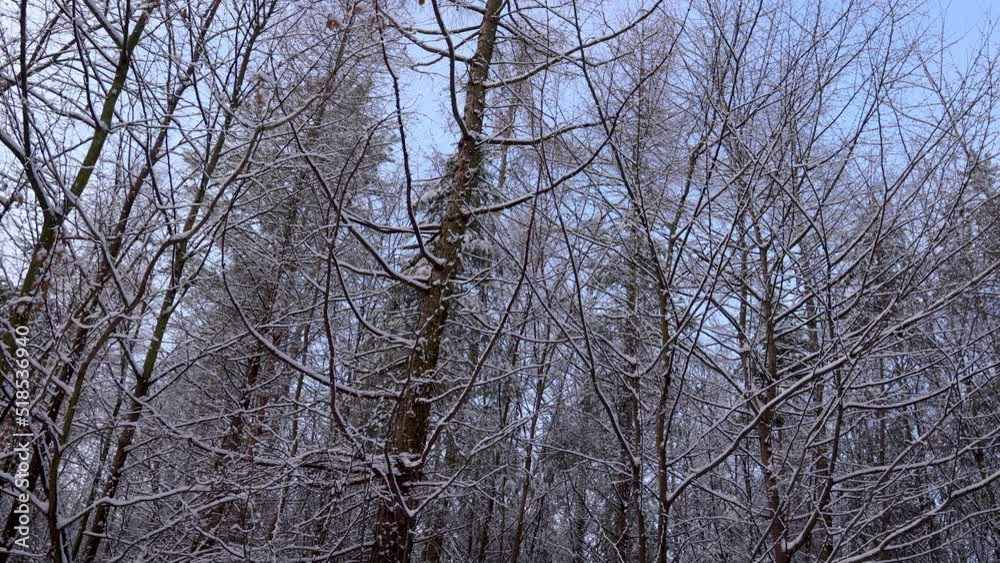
393;0;1000;180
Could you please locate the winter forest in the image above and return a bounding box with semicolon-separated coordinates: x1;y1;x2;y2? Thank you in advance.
2;0;1000;561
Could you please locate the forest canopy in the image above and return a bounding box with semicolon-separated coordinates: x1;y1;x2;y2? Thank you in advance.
1;0;999;561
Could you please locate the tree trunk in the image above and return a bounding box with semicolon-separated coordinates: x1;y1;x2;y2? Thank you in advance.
369;1;505;560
